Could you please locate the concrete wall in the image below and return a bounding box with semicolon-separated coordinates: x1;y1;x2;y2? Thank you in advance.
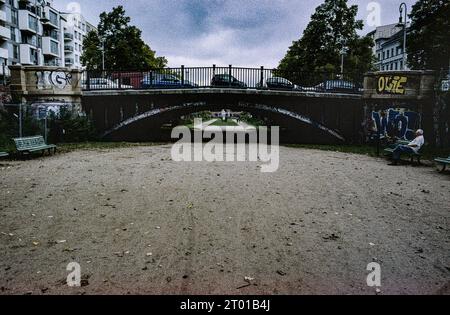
9;65;83;111
363;70;449;148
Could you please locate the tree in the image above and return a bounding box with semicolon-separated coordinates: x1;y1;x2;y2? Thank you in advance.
81;6;167;71
277;0;374;83
407;0;450;71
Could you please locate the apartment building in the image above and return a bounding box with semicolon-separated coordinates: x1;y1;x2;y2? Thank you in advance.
0;0;95;76
61;11;95;69
367;23;410;71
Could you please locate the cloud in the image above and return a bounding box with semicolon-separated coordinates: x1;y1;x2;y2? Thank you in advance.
54;0;417;68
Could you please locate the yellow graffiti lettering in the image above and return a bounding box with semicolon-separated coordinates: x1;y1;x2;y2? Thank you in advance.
395;76;407;94
377;76;407;95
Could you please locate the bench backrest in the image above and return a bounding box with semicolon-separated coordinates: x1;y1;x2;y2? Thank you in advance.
13;136;46;150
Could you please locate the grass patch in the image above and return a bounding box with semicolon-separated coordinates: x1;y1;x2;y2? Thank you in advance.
283;143;450;161
57;142;167;153
210;119;238;127
283;144;378;157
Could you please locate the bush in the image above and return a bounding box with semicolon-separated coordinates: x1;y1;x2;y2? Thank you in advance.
48;107;97;143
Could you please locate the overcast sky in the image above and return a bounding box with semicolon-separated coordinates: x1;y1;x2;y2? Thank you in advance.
54;0;416;68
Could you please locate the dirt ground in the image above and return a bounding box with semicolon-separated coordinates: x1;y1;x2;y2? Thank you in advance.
0;145;449;295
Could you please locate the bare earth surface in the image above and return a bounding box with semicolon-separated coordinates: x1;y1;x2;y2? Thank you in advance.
0;145;449;295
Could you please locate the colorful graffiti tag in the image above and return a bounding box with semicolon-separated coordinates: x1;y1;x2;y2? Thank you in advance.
377;75;407;95
371;108;420;140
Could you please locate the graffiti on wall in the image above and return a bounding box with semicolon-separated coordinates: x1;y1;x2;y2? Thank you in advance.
369;108;420;140
36;71;72;90
377;75;407;95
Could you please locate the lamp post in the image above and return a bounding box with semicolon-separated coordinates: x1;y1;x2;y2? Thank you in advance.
340;47;348;78
398;2;408;70
339;36;348;79
100;38;105;72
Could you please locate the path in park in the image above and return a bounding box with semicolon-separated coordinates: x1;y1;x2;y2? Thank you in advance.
0;145;449;295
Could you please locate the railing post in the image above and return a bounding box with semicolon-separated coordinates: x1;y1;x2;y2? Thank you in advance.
260;66;264;88
86;71;90;91
181;65;185;87
118;71;122;89
228;64;232;87
213;64;216;75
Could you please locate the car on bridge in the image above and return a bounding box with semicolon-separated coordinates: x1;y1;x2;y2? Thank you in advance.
313;80;362;93
210;74;247;88
256;77;300;90
82;78;133;90
140;73;198;89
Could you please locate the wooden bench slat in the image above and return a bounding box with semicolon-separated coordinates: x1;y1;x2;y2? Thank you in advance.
434;158;450;164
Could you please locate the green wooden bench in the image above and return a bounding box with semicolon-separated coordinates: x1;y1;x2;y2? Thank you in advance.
384;140;422;164
434;156;450;172
13;136;57;156
0;152;8;158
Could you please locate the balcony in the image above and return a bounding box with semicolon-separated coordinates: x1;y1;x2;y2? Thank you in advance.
18;10;39;34
0;11;6;22
20;43;39;65
0;47;8;59
65;58;74;65
42;7;59;29
42;37;59;57
64;45;74;52
0;25;10;40
64;32;73;41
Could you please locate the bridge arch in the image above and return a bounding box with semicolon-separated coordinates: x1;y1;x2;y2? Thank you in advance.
82;89;363;144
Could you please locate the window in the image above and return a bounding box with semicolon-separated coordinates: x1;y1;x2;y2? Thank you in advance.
382;51;385;60
390;63;393;70
394;62;398;70
400;61;403;69
11;10;18;25
28;15;38;32
387;50;390;58
10;27;16;41
30;47;38;64
378;53;381;61
13;45;19;59
49;10;58;26
391;48;394;56
50;40;59;55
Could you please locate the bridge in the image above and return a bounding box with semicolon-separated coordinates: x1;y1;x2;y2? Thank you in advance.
82;88;362;144
80;66;365;144
10;66;447;147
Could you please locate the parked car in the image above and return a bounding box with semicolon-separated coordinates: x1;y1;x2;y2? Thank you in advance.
82;78;133;90
314;80;361;93
210;74;247;88
140;73;198;88
256;77;299;90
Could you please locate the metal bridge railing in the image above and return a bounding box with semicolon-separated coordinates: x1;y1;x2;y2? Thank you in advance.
81;66;363;94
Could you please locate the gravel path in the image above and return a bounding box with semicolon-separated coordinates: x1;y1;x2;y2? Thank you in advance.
0;145;449;295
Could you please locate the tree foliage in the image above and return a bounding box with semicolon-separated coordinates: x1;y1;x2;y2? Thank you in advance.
278;0;374;82
407;0;450;71
81;6;167;71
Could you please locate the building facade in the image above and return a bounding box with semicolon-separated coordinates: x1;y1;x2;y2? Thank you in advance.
61;11;95;69
0;0;95;77
367;23;410;71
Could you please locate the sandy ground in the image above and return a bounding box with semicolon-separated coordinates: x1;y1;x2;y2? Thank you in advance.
0;145;449;295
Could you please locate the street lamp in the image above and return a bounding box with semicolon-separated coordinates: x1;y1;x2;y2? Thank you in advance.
396;2;408;70
340;47;348;78
100;38;105;72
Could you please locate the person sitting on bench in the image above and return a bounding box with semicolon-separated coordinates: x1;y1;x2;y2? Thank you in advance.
389;129;424;166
